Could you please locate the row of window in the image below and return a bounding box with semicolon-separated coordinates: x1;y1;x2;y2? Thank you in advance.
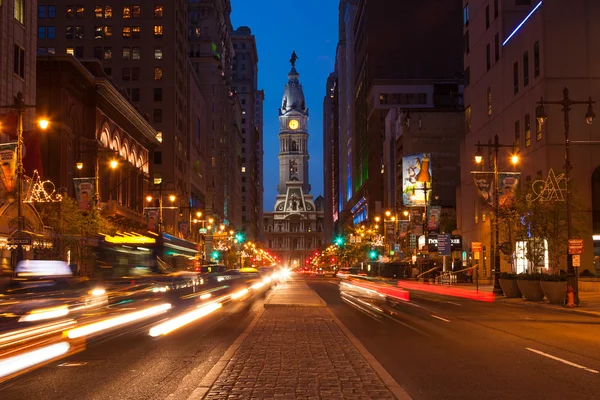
513;42;541;95
123;87;163;103
38;5;164;19
38;25;164;40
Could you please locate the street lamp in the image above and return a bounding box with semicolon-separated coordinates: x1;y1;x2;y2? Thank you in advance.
0;92;50;263
535;87;595;305
474;135;519;295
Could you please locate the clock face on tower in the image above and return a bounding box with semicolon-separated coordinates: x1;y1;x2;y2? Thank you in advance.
288;119;299;130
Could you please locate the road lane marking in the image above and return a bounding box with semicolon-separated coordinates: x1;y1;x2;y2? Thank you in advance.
526;348;599;374
444;301;462;306
431;315;450;323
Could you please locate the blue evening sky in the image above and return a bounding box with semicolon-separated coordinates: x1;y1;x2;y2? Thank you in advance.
230;0;338;211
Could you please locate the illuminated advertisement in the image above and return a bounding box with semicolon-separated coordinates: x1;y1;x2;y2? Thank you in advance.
402;153;432;207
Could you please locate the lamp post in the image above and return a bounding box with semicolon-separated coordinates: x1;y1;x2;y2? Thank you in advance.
145;185;176;233
0;92;50;263
474;135;519;295
535;87;596;305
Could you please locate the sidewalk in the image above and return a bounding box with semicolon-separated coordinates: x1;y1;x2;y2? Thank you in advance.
191;278;407;400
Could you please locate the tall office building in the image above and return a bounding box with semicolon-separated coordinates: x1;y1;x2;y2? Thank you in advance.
255;89;265;241
344;0;463;227
36;1;204;231
459;0;600;275
323;72;338;244
1;0;38;140
188;0;238;227
231;26;263;241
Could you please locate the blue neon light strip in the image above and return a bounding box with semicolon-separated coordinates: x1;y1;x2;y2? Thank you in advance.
502;1;542;46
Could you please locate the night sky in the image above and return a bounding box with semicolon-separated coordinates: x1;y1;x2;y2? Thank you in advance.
230;0;338;211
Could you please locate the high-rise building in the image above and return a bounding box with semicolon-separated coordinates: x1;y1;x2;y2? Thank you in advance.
264;56;324;267
459;0;600;275
255;89;265;241
1;0;38;140
36;1;202;231
323;72;338;244
231;26;263;241
344;0;463;227
188;0;237;227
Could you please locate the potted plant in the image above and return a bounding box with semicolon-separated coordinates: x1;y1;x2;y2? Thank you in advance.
540;273;567;304
498;272;522;298
516;273;545;301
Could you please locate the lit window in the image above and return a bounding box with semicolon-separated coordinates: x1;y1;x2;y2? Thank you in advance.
48;5;56;18
105;6;112;18
14;0;24;23
154;67;163;80
154;25;163;38
123;6;131;18
154;47;163;60
132;47;140;60
95;6;103;18
66;6;74;19
39;5;47;19
104;26;112;37
536;116;542;141
66;47;75;56
122;47;131;59
76;6;84;18
241;167;246;173
94;26;103;39
487;87;492;116
48;48;56;54
156;131;163;143
132;5;141;18
154;5;163;17
38;27;47;39
132;26;140;39
104;47;112;60
75;26;83;39
122;26;131;38
525;114;531;147
48;27;56;39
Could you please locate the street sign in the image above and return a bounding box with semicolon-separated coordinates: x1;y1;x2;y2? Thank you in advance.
438;234;451;256
499;241;512;255
8;237;32;246
199;228;207;234
394;244;400;252
441;272;451;285
472;242;482;253
572;254;581;267
568;239;584;255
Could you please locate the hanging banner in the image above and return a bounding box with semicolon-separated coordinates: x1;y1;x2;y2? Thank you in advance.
384;222;395;241
73;177;96;211
498;172;520;209
178;221;190;240
146;209;158;232
427;206;441;232
0;142;18;195
471;171;495;207
399;221;409;239
402;153;432;207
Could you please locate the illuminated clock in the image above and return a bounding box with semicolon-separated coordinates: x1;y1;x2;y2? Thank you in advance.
288;119;299;130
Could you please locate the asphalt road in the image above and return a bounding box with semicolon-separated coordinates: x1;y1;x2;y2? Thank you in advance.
0;294;266;400
307;277;600;400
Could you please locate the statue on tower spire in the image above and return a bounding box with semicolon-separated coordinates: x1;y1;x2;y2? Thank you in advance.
290;51;298;67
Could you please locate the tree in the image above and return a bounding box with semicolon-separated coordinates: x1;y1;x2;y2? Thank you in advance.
36;198;116;276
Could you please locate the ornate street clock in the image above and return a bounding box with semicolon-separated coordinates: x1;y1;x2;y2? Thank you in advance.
288;119;299;130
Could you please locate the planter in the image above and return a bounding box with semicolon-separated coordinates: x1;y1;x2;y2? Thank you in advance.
517;280;545;301
541;281;567;304
499;279;522;298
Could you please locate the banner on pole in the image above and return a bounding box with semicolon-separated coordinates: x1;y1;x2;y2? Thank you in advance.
73;177;96;211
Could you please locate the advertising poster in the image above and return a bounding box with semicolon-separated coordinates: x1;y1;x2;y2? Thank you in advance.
402;153;432;207
399;221;409;239
73;177;95;211
0;142;17;195
427;206;441;232
471;171;495;207
498;172;520;209
178;221;190;240
146;209;158;232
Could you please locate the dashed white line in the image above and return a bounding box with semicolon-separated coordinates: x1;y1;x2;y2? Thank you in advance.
444;301;462;306
526;348;599;374
431;315;450;323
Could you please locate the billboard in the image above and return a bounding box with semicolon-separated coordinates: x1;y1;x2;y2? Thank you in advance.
402;153;432;207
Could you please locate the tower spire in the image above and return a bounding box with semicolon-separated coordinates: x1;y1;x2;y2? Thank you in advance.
290;51;298;67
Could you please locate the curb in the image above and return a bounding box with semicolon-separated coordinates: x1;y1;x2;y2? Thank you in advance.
325;307;412;400
497;299;600;318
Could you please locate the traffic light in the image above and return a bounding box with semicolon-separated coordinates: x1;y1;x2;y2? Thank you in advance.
235;232;245;243
369;250;378;260
211;251;220;260
334;236;344;246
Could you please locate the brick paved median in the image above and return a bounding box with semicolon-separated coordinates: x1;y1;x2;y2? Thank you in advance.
203;306;396;399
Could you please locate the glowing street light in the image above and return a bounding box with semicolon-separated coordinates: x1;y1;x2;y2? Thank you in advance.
109;159;119;169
